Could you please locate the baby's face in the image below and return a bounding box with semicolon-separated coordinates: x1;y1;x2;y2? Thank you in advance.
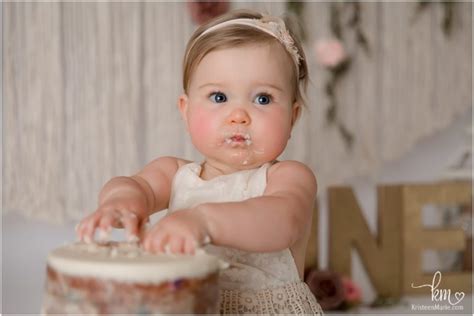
179;43;299;170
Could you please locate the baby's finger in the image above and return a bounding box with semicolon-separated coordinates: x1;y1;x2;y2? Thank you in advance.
75;219;86;240
153;233;170;254
120;211;140;242
183;237;197;255
98;210;119;229
81;213;101;243
107;209;124;228
168;236;185;254
142;229;165;253
76;213;96;239
97;212;120;241
137;217;148;240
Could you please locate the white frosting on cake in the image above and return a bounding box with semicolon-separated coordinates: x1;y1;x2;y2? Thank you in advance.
47;242;227;283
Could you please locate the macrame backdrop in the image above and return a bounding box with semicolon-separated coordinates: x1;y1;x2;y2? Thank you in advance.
4;2;471;224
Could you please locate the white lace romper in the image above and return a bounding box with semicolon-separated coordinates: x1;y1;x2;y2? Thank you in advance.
168;162;323;315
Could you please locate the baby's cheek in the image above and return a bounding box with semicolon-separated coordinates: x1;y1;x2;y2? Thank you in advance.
265;130;291;156
188;108;214;145
260;114;292;155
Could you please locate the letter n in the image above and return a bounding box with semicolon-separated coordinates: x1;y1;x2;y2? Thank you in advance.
328;186;403;297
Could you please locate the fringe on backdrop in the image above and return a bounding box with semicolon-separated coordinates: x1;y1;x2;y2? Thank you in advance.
4;2;472;224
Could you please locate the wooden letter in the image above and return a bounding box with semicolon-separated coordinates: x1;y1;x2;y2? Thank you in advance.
401;181;471;294
329;186;403;297
305;203;319;271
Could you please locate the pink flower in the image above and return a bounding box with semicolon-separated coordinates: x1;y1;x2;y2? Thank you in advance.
342;277;362;304
305;269;345;311
314;38;347;68
187;1;230;26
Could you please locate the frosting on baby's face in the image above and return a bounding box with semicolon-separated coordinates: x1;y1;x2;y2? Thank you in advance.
179;43;299;174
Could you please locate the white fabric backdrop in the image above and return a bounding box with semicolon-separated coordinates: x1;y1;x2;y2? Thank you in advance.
4;2;471;223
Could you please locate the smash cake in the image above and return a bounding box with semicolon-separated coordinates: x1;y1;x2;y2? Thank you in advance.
42;241;225;314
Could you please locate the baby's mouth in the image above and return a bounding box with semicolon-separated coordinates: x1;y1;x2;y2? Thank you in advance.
224;133;252;146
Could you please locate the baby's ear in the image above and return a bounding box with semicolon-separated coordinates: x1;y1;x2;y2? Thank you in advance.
291;102;301;127
177;94;189;129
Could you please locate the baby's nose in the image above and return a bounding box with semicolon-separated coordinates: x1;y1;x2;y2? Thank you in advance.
227;108;251;125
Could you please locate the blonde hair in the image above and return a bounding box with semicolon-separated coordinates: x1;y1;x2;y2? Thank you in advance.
182;9;309;107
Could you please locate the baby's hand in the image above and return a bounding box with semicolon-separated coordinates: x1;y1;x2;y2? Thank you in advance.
142;209;211;255
76;201;148;243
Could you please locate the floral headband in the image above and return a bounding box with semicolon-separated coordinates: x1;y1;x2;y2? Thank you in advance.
195;16;302;73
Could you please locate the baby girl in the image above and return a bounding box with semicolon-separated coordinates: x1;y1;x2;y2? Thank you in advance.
77;9;323;314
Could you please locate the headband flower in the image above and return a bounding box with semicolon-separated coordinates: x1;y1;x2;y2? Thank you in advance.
256;17;301;65
195;16;302;71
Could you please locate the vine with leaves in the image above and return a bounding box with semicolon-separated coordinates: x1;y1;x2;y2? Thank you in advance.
412;1;457;36
286;0;459;150
325;2;370;150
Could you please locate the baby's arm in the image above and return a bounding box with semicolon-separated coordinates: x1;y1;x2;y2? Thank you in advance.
76;156;181;242
200;161;316;252
143;160;316;254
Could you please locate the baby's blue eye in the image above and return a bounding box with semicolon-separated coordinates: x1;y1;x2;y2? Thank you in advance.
254;94;272;105
209;92;227;103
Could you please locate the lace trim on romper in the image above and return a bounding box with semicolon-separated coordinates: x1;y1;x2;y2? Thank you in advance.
168;162;323;315
220;282;323;315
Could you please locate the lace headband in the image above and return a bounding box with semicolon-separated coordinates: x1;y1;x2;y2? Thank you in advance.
194;17;302;71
